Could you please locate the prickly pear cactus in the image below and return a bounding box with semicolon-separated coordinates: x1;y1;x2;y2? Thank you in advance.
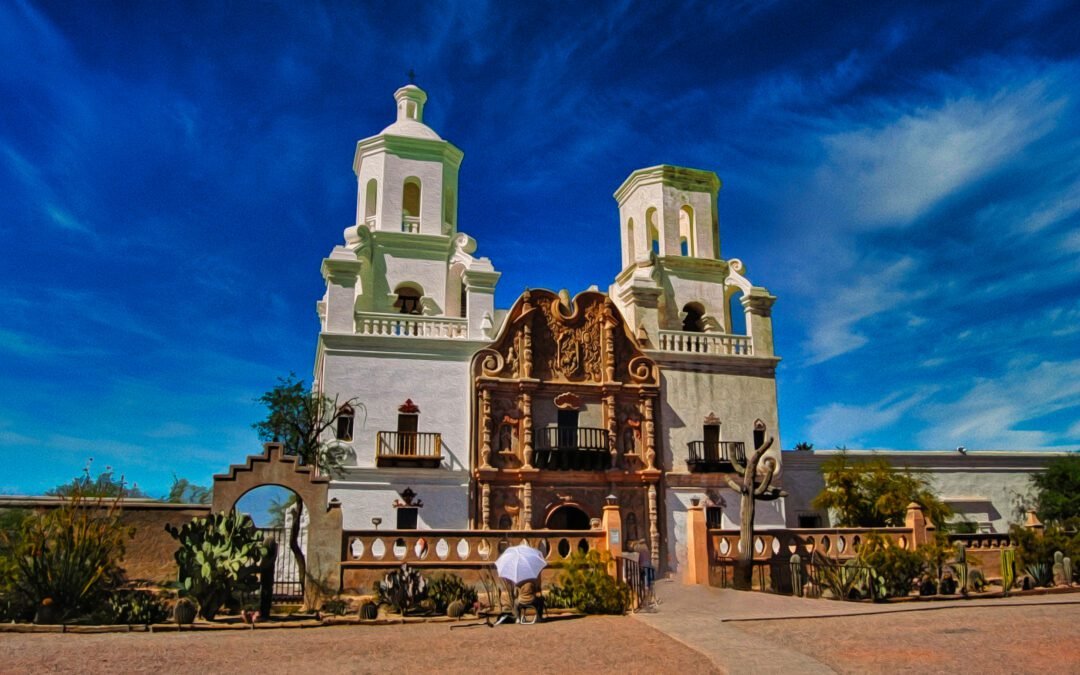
1001;547;1016;597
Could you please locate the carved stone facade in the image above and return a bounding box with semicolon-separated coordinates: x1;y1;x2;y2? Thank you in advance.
470;289;663;567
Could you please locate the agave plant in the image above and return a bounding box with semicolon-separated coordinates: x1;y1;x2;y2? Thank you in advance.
1025;562;1054;588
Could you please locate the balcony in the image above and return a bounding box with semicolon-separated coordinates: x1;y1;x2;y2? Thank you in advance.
376;431;443;468
354;312;469;339
656;330;753;356
533;427;610;471
686;441;746;473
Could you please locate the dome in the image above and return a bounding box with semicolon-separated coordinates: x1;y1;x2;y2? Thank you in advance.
380;84;442;140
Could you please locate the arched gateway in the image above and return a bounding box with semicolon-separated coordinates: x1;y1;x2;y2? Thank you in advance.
212;443;343;604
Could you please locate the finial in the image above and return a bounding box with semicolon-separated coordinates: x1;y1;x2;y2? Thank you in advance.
407;68;416;84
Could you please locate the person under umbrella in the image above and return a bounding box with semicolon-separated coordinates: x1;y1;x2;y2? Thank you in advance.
494;543;547;623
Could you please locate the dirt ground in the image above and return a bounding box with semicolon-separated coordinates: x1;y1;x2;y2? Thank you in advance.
0;614;718;675
736;603;1080;674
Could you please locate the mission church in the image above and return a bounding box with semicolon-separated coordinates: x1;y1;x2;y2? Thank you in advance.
313;83;783;573
308;84;1060;576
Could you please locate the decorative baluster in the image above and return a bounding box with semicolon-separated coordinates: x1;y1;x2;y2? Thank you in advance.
648;484;660;569
643;396;656;470
481;482;491;530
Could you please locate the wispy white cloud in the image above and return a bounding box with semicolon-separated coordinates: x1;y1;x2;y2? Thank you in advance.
916;358;1080;449
804;256;920;364
814;79;1064;227
807;389;936;448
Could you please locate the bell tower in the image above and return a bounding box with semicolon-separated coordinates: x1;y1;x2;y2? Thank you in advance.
318;84;500;340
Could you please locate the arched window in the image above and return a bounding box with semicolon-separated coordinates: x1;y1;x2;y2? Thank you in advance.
646;207;660;255
626;218;636;263
679;205;695;257
682;302;705;332
364;179;378;226
728;290;746;334
402;179;421;232
394;283;423;315
444;189;456;234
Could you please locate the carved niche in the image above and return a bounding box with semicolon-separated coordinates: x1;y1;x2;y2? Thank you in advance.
472;290;658;386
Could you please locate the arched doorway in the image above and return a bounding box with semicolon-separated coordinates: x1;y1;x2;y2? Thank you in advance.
545;504;591;530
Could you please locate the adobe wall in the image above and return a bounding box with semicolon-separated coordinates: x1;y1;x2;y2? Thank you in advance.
0;497;209;584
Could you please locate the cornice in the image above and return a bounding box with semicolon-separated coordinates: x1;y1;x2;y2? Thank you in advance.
353;134;464;172
318;332;489;360
613;164;722;204
646;351;781;376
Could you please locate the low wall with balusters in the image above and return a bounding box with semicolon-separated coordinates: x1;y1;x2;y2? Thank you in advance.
340;528;607;590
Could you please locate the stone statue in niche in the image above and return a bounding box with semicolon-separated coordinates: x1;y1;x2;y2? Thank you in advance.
499;423;513;453
622;425;636;456
505;344;518;377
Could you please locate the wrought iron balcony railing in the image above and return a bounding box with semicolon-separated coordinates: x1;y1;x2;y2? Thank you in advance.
533;427;610;471
686;440;746;473
376;431;443;468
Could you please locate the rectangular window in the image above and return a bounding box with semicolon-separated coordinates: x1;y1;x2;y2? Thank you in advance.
797;514;822;529
706;506;723;529
396;507;418;530
336;415;353;441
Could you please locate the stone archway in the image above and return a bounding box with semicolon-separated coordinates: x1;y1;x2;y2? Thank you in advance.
212;443;343;603
545;503;592;530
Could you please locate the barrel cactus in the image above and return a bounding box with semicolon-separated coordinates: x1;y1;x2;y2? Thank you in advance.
173;597;198;625
358;601;378;620
1001;547;1016;596
446;599;466;618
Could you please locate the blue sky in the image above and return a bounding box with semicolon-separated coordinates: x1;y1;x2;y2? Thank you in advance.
2;0;1079;496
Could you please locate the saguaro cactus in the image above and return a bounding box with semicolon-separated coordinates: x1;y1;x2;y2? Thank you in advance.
955;542;969;595
726;419;785;590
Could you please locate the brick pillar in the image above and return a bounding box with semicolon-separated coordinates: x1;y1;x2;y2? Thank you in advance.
685;498;710;585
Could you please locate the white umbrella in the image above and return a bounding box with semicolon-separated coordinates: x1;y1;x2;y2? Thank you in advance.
494;543;547;584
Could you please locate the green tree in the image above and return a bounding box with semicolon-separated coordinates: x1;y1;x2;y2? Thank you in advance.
164;475;212;505
812;451;951;528
1030;453;1080;525
48;459;147;499
252;374;361;608
793;442;814;451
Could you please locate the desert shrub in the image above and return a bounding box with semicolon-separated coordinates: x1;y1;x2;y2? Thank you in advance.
856;533;924;599
426;573;478;614
105;589;171;625
166;511;267;620
0;493;131;622
546;550;630;614
374;563;428;615
1010;523;1080;571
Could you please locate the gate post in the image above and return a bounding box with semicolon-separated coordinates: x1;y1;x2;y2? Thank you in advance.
600;496;622;579
685;498;710;585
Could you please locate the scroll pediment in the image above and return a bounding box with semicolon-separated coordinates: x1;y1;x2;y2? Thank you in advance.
472;289;657;386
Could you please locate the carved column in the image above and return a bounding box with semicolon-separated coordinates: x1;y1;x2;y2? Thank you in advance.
522;322;533;378
480;388;493;469
481;482;491;530
522;482;532;530
642;395;656;470
648;483;660;569
521;390;534;468
603;300;616;382
604;393;617;468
